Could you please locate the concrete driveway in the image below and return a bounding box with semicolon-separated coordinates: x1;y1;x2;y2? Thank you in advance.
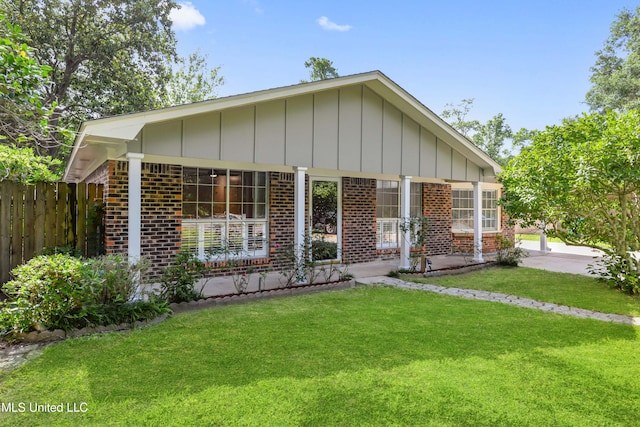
518;240;603;276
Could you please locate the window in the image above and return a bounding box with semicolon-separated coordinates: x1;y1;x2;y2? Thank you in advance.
182;168;268;259
452;189;498;232
375;180;422;248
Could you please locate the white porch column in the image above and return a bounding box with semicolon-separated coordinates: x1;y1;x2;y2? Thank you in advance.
399;175;412;270
540;222;548;254
473;181;484;263
294;167;307;277
127;153;144;263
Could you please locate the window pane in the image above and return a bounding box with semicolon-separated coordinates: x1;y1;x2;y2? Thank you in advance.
229;203;242;216
198;168;214;185
243;203;254;218
183;168;198;184
183;203;197;219
229;170;242;186
198;185;212;203
213;202;225;217
243;171;253;186
183;185;197;202
243;187;254;203
228;186;241;204
213;170;226;186
197;203;212;219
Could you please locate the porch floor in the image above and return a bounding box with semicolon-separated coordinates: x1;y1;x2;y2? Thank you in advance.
194;254;495;297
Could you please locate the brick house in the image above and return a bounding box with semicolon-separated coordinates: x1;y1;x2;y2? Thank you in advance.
63;71;509;278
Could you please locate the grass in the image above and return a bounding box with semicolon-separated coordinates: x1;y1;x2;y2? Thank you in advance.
1;283;640;426
516;233;564;243
402;267;640;316
403;267;640;317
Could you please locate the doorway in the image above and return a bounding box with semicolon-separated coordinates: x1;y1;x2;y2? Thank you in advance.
309;177;341;262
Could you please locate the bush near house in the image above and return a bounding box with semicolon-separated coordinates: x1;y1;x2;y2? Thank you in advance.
0;254;168;338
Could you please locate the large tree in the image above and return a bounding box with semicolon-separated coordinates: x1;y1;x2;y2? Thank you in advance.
472;113;513;164
441;99;532;165
586;6;640;112
161;51;224;107
500;110;640;293
302;57;339;82
1;0;179;154
0;14;61;181
440;99;480;137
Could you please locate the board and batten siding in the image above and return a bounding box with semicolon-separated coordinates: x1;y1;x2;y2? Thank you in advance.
140;84;482;181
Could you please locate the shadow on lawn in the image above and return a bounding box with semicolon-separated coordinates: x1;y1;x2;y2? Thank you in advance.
20;286;638;402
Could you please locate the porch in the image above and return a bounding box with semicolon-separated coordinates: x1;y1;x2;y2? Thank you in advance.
192;254;495;297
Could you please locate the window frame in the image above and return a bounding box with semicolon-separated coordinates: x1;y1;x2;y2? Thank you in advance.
181;167;268;260
375;180;423;249
451;186;500;233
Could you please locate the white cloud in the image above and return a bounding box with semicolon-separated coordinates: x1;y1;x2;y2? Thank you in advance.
317;16;352;32
170;2;206;31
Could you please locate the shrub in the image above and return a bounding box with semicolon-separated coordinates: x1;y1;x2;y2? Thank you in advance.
0;254;168;338
80;255;165;326
159;251;207;303
0;254;85;333
591;254;640;295
495;236;528;266
40;246;83;258
81;254;148;305
312;238;338;261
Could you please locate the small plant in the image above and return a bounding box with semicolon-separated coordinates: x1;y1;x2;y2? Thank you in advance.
81;254;149;305
399;215;432;272
231;270;252;293
319;261;340;283
159;251;208;303
495;235;528;266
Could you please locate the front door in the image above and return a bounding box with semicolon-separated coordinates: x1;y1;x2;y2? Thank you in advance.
309;177;341;262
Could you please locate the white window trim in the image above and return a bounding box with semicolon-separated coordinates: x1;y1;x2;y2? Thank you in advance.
451;186;501;234
182;168;269;260
375;180;422;249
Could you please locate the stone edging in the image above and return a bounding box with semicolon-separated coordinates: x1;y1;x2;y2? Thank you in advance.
396;261;498;278
365;276;640;326
9;314;169;344
170;280;356;314
5;280;356;344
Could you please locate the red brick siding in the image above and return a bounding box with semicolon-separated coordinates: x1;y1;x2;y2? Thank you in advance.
342;177;377;263
423;182;453;256
104;160;128;257
84;161;110;187
452;207;515;254
140;163;182;276
269;172;296;270
104;161;182;278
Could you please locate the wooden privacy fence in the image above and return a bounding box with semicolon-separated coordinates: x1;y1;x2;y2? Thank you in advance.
0;182;105;284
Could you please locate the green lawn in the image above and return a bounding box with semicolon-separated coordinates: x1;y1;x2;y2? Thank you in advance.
1;283;640;426
516;233;564;243
404;267;640;317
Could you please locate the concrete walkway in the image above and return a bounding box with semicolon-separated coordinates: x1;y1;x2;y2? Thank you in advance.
356;275;640;326
519;240;603;276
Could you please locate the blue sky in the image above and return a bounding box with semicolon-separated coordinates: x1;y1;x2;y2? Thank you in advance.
170;1;639;134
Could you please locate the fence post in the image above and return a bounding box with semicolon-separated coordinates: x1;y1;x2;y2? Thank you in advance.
0;183;11;283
